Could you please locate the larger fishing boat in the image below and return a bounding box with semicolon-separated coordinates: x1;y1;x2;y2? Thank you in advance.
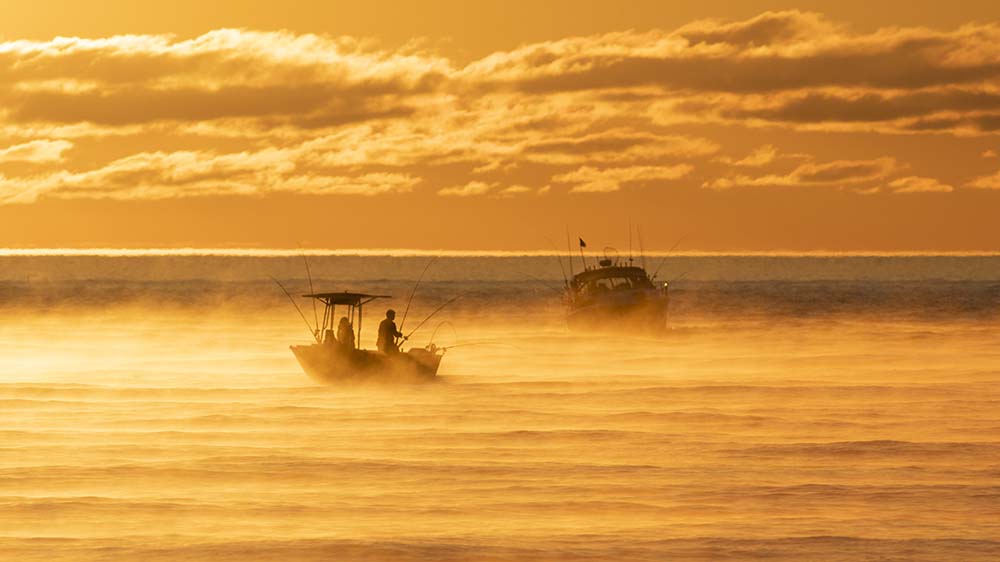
563;247;669;332
288;292;445;383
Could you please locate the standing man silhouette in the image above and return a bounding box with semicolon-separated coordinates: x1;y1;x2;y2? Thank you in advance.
377;309;404;354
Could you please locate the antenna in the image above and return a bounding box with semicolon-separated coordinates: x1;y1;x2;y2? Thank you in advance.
638;225;648;271
628;217;633;264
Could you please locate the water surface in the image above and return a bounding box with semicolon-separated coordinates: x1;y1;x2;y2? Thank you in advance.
1;254;998;561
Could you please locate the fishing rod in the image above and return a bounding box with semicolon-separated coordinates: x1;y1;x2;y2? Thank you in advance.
399;257;436;332
405;294;462;341
299;248;319;334
544;234;569;287
441;341;521;351
516;270;564;295
652;233;689;279
566;226;574;277
429;320;458;347
668;271;689;284
426;322;521;352
271;276;318;342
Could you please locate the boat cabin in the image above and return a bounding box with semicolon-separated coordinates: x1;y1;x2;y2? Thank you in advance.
561;244;669;333
569;265;656;296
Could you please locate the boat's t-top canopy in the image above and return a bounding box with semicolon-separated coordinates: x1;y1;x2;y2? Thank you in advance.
302;291;392;345
302;292;390;306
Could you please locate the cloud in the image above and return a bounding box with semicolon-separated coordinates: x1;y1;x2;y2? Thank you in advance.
889;176;954;193
554;164;693;193
716;144;778;166
968;170;1000;190
462;12;1000;136
436;182;546;197
437;181;550;199
718;90;1000;124
983;149;998;158
504;184;551;196
705;157;898;189
1;14;999;205
470;15;1000;95
661;89;1000;135
688;88;1000;133
437;181;496;197
0;146;419;203
7;14;997;133
521;129;718;165
498;185;532;196
0;29;450;127
7;85;420;127
674;11;837;47
0;139;72;163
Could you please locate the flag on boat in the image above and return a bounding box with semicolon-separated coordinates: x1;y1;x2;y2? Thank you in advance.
579;238;587;248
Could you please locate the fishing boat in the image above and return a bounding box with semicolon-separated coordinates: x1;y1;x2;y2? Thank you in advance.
563;246;669;333
288;292;445;383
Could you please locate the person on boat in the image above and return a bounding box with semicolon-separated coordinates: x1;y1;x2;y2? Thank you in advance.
377;309;405;354
336;316;355;349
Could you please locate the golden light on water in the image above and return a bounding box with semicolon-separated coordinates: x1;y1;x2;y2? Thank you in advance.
2;299;999;559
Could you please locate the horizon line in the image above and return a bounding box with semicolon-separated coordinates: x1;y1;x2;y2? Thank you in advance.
0;247;998;258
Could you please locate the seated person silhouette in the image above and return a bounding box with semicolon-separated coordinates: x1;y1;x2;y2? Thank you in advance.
337;317;355;349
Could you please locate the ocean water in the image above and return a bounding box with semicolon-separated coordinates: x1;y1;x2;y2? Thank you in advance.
1;254;998;561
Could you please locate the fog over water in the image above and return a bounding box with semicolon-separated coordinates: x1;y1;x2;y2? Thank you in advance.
1;255;999;561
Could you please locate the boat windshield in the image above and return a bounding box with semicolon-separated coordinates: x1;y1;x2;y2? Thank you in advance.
582;274;653;293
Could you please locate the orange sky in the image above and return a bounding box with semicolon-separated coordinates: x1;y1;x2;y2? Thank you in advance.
1;0;999;251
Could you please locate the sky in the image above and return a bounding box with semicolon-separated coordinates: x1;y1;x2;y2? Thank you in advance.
1;0;999;251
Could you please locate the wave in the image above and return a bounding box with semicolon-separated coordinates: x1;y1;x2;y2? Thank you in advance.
0;536;998;562
726;440;1000;457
